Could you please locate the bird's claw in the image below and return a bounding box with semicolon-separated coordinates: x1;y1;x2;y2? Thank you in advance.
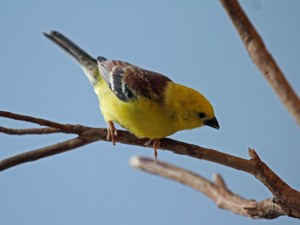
145;139;160;162
107;121;118;145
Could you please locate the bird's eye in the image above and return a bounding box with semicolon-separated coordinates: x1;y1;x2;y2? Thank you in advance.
198;112;206;119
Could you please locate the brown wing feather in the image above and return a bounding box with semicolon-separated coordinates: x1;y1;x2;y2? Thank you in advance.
97;58;172;102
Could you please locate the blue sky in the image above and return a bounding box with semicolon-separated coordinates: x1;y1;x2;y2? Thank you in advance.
0;1;299;224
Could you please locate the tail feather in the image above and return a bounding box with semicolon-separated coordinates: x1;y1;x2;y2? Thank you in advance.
44;31;102;85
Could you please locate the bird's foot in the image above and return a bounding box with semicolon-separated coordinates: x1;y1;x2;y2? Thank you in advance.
107;121;118;145
145;139;160;162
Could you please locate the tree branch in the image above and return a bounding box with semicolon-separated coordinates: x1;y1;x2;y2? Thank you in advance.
1;110;299;218
0;126;61;135
0;111;84;133
220;0;300;125
130;156;285;219
0;137;93;171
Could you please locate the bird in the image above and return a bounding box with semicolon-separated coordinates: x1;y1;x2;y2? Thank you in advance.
44;31;219;160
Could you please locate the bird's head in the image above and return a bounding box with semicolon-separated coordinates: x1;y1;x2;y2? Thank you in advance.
164;83;219;131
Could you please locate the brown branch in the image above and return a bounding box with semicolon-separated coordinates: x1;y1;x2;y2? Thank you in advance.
220;0;300;125
0;127;105;171
130;156;285;219
0;126;61;135
0;111;84;133
1;110;300;218
0;137;92;171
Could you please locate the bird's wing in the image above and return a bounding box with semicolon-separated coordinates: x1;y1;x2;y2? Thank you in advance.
97;58;172;102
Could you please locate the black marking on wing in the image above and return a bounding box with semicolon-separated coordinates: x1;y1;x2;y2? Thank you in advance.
97;58;172;102
109;67;134;101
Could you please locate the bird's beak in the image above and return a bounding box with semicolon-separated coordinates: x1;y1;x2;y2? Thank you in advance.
204;116;220;129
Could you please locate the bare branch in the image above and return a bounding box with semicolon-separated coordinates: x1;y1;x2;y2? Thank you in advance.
213;173;228;189
0;128;104;171
0;126;61;135
0;111;84;134
1;110;300;218
130;156;285;219
220;0;300;124
129;146;300;219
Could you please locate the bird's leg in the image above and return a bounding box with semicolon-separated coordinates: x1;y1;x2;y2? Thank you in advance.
152;139;160;162
107;121;118;145
145;139;160;162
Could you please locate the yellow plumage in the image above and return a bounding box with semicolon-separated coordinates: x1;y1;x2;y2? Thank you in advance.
96;80;214;139
45;31;219;159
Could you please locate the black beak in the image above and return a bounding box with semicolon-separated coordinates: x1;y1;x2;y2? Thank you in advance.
204;116;220;129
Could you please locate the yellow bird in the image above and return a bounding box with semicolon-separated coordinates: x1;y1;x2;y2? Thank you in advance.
44;31;219;159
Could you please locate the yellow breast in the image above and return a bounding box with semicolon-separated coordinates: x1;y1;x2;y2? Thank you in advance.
94;79;178;139
94;79;209;139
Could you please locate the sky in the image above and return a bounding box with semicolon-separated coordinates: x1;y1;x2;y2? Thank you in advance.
0;1;299;225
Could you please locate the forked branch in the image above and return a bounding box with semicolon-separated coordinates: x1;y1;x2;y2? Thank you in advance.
130;149;300;219
130;156;285;219
1;110;299;219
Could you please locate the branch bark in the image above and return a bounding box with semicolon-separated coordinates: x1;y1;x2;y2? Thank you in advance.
0;126;61;135
220;0;300;125
131;147;300;219
130;156;285;219
1;110;299;219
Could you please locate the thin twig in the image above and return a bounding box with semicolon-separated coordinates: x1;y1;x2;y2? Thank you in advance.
0;126;61;135
213;173;228;189
0;129;103;171
0;111;84;133
220;0;300;124
130;156;285;219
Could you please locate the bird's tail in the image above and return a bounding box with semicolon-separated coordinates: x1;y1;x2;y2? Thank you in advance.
44;31;101;85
